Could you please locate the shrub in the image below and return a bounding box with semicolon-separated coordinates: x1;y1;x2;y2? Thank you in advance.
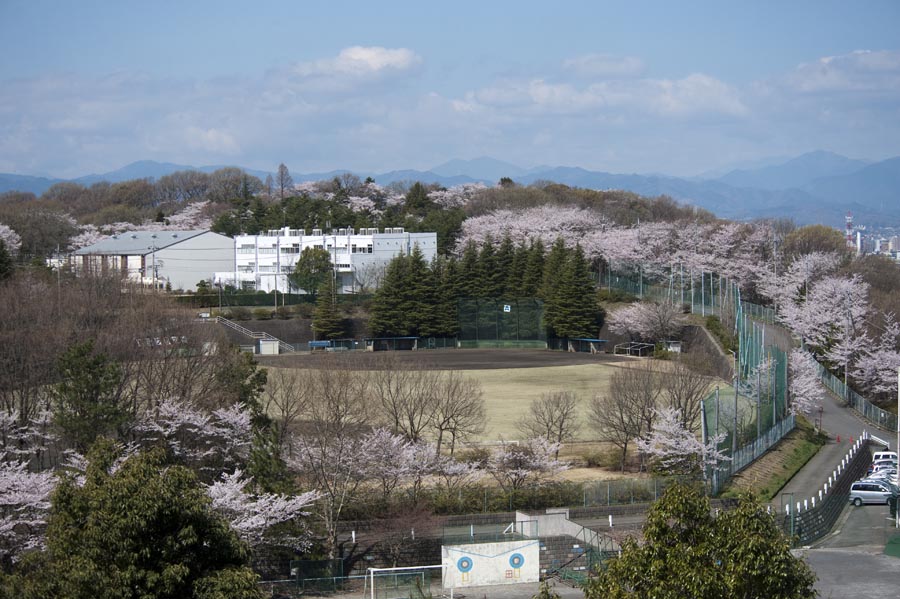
274;306;293;320
229;306;251;321
253;308;274;320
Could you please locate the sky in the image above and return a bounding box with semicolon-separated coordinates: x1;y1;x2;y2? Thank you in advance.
1;0;900;179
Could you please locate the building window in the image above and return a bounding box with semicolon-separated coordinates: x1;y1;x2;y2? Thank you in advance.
237;247;255;254
259;247;276;254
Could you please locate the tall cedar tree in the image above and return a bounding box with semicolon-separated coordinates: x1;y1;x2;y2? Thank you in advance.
477;238;501;298
553;245;599;338
507;241;529;296
432;255;460;337
494;235;516;297
457;240;481;298
541;239;569;337
369;254;410;337
522;238;546;297
312;276;345;340
402;246;436;337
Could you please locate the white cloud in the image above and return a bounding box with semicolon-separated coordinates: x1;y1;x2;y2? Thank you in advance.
184;126;240;155
563;54;645;78
292;46;422;77
461;72;745;119
784;49;900;93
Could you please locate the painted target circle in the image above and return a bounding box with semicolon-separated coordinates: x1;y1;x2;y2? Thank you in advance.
457;557;473;573
509;553;525;568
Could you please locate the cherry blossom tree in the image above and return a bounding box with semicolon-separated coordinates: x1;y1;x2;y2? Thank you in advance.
0;457;55;562
637;407;729;477
207;469;318;551
486;437;568;493
607;300;682;341
852;311;900;400
0;224;21;254
789;350;825;416
361;428;416;501
134;398;252;477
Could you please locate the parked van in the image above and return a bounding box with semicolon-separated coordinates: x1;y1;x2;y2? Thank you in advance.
849;480;897;506
873;451;898;462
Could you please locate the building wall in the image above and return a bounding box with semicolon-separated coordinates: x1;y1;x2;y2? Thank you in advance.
442;540;540;588
214;227;437;293
154;232;234;291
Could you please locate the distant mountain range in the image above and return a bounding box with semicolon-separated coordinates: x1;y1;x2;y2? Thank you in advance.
2;152;898;227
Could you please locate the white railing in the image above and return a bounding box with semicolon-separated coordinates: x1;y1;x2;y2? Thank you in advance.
215;317;295;353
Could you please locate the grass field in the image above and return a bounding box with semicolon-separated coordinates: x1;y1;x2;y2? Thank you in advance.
454;363;619;441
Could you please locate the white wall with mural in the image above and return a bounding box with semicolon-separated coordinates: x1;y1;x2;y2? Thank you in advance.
442;540;540;588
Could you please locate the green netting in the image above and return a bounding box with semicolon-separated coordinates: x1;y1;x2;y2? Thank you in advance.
457;298;545;342
371;572;432;599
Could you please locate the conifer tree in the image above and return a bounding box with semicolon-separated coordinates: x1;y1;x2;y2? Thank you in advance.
553;245;599;338
507;241;529;297
433;256;461;337
457;240;481;298
370;255;408;337
522;238;546;297
478;237;502;298
495;234;516;296
404;245;435;336
311;276;345;340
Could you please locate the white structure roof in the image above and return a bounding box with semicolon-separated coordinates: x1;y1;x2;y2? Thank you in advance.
74;230;210;255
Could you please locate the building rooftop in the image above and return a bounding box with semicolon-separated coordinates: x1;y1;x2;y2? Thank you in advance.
73;230;212;255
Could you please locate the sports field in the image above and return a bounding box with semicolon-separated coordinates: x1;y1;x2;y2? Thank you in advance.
259;349;646;442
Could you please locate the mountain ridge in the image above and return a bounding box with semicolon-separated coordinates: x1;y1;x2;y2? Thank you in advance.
2;153;898;227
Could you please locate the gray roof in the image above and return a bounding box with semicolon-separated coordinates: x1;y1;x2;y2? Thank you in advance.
73;230;215;255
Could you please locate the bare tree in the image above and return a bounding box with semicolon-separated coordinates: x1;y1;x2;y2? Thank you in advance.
261;368;309;448
517;391;580;457
587;362;662;471
288;359;371;559
369;355;439;443
660;356;713;432
430;371;484;456
276;163;293;201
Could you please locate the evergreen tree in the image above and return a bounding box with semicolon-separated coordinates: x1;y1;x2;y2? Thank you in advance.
403;182;433;217
494;235;516;297
432;256;460;337
52;341;129;451
584;483;816;599
369;255;409;337
311;277;345;340
457;240;481;298
507;241;529;297
541;239;568;337
404;245;436;337
522;238;545;297
553;245;599;338
288;247;332;296
11;439;264;599
478;238;502;298
0;239;13;282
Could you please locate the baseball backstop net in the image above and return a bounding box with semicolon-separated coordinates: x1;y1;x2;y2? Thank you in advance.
457;298;545;348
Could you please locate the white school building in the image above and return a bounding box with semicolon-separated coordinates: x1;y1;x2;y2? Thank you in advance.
213;227;438;294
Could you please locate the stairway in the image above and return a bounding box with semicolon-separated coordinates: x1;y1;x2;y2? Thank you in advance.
215;316;295;353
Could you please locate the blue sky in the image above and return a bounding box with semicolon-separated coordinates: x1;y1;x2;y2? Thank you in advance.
2;0;900;178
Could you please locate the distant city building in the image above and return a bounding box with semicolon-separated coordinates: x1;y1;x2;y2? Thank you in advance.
214;227;438;293
72;230;234;291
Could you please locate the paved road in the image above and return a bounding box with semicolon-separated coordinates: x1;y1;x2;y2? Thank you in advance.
776;385;888;511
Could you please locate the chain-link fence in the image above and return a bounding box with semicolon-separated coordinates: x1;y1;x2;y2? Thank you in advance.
457;298;545;347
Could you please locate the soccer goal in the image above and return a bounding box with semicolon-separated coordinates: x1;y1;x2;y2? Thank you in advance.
365;564;448;599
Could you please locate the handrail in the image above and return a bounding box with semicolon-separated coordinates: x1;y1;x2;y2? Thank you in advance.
215;317;295;353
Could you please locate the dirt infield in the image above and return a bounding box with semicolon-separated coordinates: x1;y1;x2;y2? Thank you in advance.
257;348;637;370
